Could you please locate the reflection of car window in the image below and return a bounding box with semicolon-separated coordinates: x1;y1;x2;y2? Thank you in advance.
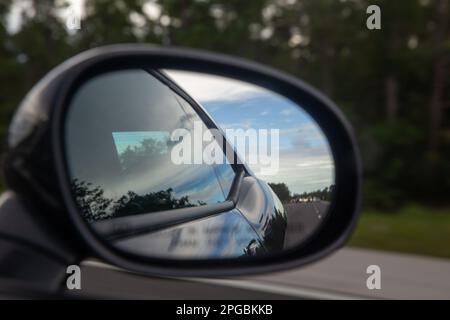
65;69;235;222
174;95;236;197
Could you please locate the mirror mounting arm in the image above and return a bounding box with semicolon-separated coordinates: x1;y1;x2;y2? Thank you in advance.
226;167;245;204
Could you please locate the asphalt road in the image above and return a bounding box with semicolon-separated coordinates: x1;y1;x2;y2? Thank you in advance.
239;247;450;299
70;200;450;299
71;263;296;300
69;203;450;300
78;248;450;299
283;201;329;249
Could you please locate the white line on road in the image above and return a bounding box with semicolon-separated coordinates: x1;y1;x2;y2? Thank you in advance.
183;277;366;300
311;202;320;215
82;259;366;300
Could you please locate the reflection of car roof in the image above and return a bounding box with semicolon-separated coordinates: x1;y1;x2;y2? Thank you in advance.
157;70;225;133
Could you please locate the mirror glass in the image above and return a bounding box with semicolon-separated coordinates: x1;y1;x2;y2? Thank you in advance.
64;68;335;260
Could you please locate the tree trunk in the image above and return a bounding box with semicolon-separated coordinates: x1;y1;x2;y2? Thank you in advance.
428;0;449;156
319;42;334;98
385;74;398;123
385;16;400;123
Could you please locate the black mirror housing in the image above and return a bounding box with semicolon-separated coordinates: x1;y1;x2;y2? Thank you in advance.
4;44;361;277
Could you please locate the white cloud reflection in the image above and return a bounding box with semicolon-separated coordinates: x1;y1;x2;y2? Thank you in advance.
165;70;264;102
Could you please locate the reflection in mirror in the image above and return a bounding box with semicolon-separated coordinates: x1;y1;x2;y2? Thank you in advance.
166;70;335;250
65;68;335;261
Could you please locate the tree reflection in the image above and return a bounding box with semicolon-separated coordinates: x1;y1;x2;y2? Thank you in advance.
117;136;175;173
71;179;203;223
71;179;113;222
112;189;198;217
292;185;335;202
268;182;291;203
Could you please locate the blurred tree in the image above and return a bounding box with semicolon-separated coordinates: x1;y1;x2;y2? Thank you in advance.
0;0;449;210
428;0;448;157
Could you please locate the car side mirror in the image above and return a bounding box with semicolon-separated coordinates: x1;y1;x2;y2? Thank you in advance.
6;45;361;277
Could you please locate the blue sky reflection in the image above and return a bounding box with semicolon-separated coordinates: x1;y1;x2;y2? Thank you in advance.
166;70;335;194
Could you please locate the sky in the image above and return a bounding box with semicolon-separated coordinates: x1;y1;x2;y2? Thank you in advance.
166;70;335;194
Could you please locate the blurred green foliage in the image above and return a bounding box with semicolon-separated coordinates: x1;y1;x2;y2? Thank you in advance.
349;204;450;258
0;0;449;211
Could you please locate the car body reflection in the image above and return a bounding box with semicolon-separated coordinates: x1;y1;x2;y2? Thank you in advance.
84;174;333;260
114;209;265;259
90;176;288;259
